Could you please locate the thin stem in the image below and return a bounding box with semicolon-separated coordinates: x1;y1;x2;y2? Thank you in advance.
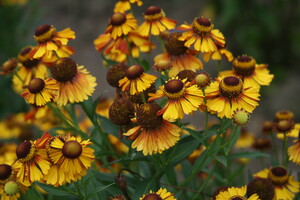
14;71;25;84
283;132;288;167
201;88;208;134
271;133;280;165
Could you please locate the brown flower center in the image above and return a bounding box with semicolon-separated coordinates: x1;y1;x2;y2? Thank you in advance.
232;56;256;76
0;164;12;180
142;193;163;200
230;197;246;200
247;178;275;200
177;70;196;82
62;141;82;159
164;32;188;56
268;167;289;185
275;110;294;121
126;65;144;80
1;58;18;74
192;17;213;33
219;76;243;99
34;24;56;43
109;98;135;126
16;141;32;159
110;13;127;26
275;119;294;133
28;78;45;93
20;47;32;56
144;6;161;15
51;58;78;82
106;63;128;88
136;103;163;129
165;79;184;94
195;72;211;88
35;24;51;36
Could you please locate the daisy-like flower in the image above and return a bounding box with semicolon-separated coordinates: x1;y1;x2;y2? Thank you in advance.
114;0;142;13
154;31;203;77
50;58;97;106
220;55;274;89
254;167;300;200
288;136;300;165
216;186;260;200
13;132;51;185
148;77;204;121
177;16;225;52
106;13;137;39
202;43;234;62
137;6;177;36
205;76;260;119
123;103;181;155
140;188;176;200
119;65;157;95
0;178;28;200
47;134;95;184
21;78;58;106
12;46;48;91
30;24;75;59
275;110;300;139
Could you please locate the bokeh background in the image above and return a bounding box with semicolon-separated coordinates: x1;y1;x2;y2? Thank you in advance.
1;0;300;131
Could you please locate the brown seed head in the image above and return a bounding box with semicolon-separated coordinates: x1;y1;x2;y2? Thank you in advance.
144;6;161;15
62;141;82;159
126;65;144;80
165;79;184;94
0;164;12;180
51;58;77;82
110;13;127;26
247;178;275;200
28;78;45;93
196;17;211;26
142;193;163;200
136;103;163;129
16;141;32;159
106;63;128;87
35;24;52;36
109;98;135;125
177;70;196;82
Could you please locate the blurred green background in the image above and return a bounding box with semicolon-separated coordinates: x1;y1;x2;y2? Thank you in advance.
1;0;300;124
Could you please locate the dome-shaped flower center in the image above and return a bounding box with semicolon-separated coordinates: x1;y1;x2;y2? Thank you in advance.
109;98;135;125
34;24;56;43
268;167;289;185
28;78;45;93
142;193;163;200
247;178;275;200
164;79;185;99
62;141;82;159
233;109;249;126
18;46;40;68
16;141;32;159
136;103;163;129
195;72;211;88
192;17;213;33
177;70;196;82
126;65;144;80
106;63;128;88
51;58;78;82
232;56;256;76
275;110;294;121
0;164;12;180
144;6;163;20
110;13;127;26
4;181;19;196
153;60;172;71
229;196;246;200
164;32;188;56
219;76;243;99
1;58;17;74
275;119;294;133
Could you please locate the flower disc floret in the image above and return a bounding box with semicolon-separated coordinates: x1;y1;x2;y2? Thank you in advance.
126;65;144;80
136;103;163;129
164;32;188;56
62;141;83;159
28;78;45;93
16;141;32;159
268;167;289;185
4;181;20;196
144;6;163;20
142;193;163;200
192;17;213;33
164;79;185;99
34;24;56;43
247;178;275;200
51;58;78;82
110;13;127;26
232;55;256;76
219;76;243;99
0;164;12;180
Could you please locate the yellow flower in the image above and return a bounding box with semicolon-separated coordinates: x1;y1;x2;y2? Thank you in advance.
219;55;274;89
216;186;260;200
288;139;300;165
202;44;233;62
138;6;177;36
30;24;75;59
50;58;97;106
119;65;157;95
140;188;176;200
106;13;137;39
21;78;58;106
123;103;181;156
254;167;300;200
177;17;225;52
154;32;203;77
47;134;95;184
148;77;204;121
205;76;260;119
114;0;142;13
13;132;51;186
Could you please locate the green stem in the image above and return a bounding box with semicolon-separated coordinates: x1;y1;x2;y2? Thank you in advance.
201;88;208;135
283;132;288;167
141;92;147;104
14;71;25;84
271;133;280;165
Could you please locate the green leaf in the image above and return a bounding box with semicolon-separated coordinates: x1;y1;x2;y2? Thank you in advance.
229;151;270;159
35;182;77;196
215;156;227;167
98;115;119;137
224;127;240;155
169;136;200;166
87;182;115;200
165;166;178;186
